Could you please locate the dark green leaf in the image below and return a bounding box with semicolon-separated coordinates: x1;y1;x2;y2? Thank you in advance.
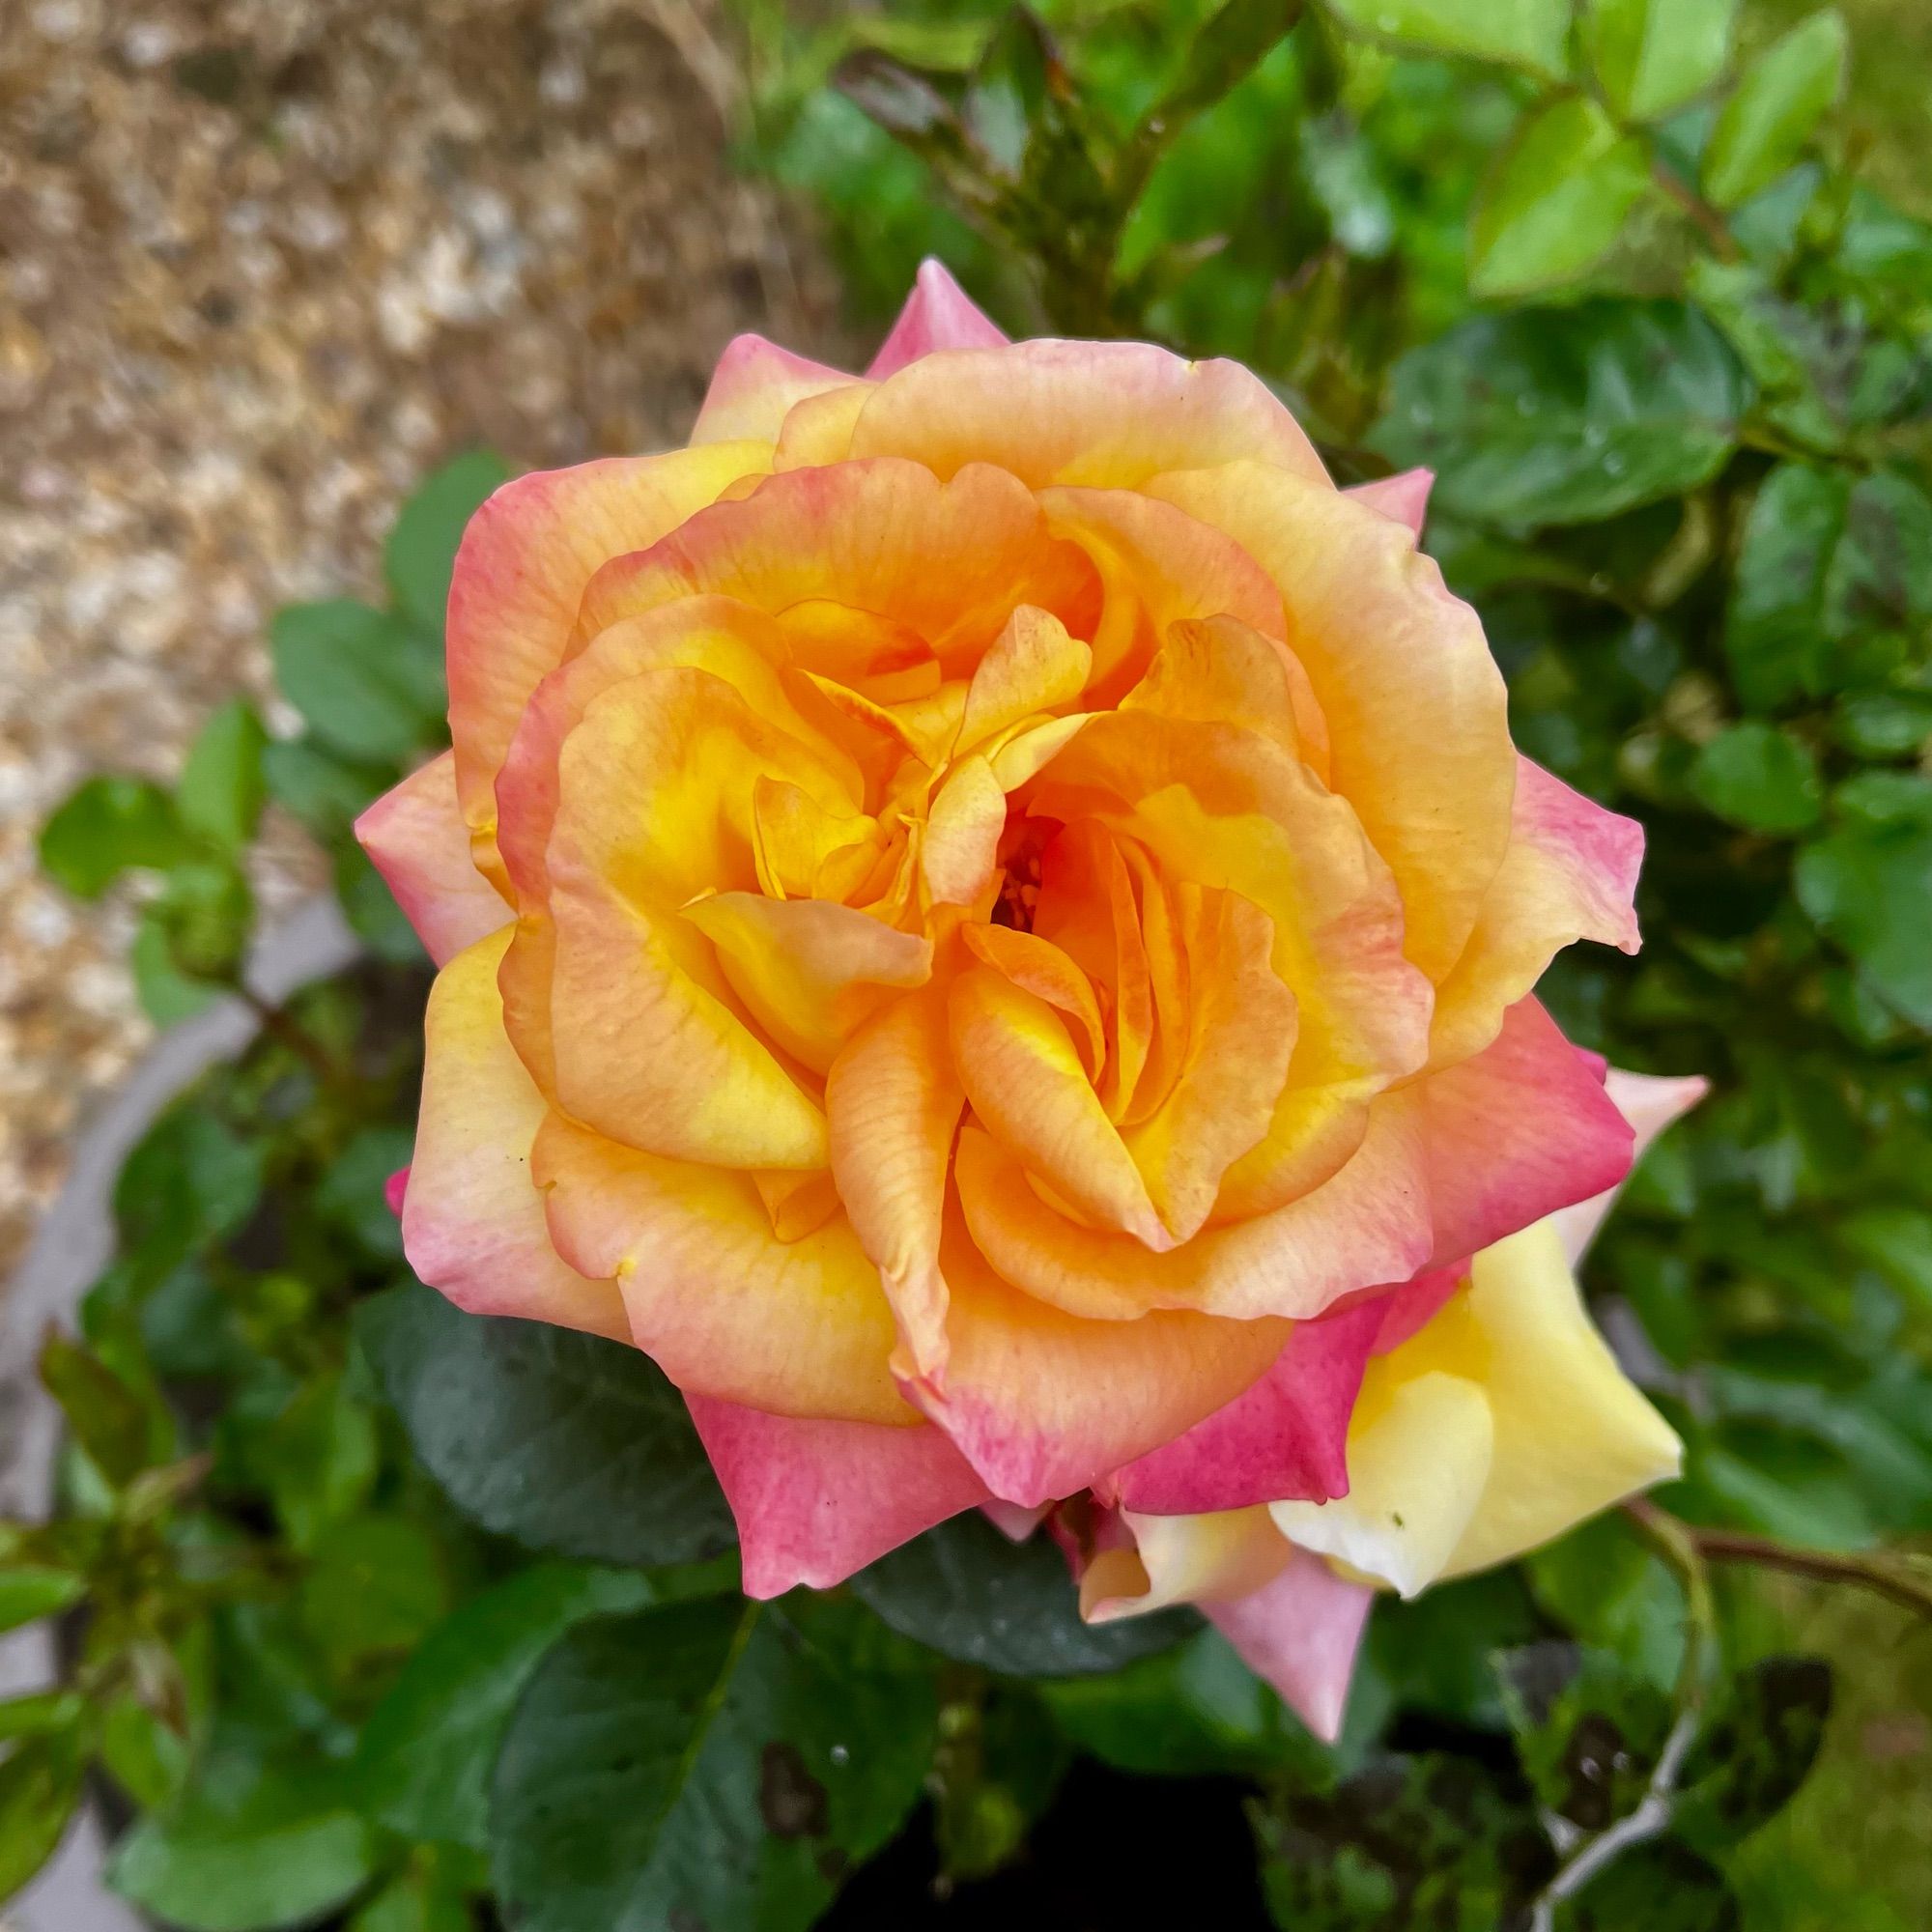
489;1597;935;1932
40;776;191;898
1375;301;1749;527
852;1510;1197;1676
356;1282;733;1567
0;1564;86;1636
384;450;510;639
0;1728;86;1906
177;701;269;854
357;1563;655;1852
1586;0;1736;122
39;1330;153;1487
109;1745;381;1932
270;599;440;763
1702;10;1847;209
1796;791;1932;1027
1690;722;1822;832
1468;97;1651;298
1494;1642;1671;1832
1322;0;1571;77
1555;1838;1741;1929
1674;1655;1832;1850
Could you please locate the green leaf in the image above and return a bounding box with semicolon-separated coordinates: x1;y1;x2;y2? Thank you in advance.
384;450;510;639
1494;1641;1671;1832
151;859;253;982
226;1372;378;1551
261;737;391;838
1556;1838;1742;1929
1374;300;1749;526
1701;10;1847;210
489;1597;936;1932
1524;1514;1686;1690
1724;466;1932;710
0;1691;85;1743
39;1330;153;1487
177;701;269;854
314;1124;415;1259
298;1514;450;1672
357;1563;655;1852
348;1863;474;1932
1677;1654;1824;1847
1321;0;1571;78
131;910;224;1027
40;776;191;898
1796;785;1932;1027
1468;96;1652;298
0;1728;86;1905
100;1691;193;1809
270;599;440;763
0;1564;86;1635
109;1746;381;1932
852;1510;1197;1676
356;1283;733;1567
114;1105;266;1281
1586;0;1736;121
1690;722;1822;833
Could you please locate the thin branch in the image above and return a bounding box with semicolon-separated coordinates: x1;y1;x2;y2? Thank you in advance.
1650;156;1741;263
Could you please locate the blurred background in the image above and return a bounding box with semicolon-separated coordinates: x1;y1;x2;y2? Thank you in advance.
6;2;1932;1926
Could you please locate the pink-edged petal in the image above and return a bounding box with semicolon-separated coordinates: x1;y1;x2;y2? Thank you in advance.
355;751;510;966
384;1165;410;1217
1369;1261;1464;1355
982;1500;1050;1542
1431;757;1644;1067
1343;468;1434;535
1550;1068;1709;1265
1110;1298;1384;1515
1420;997;1634;1267
447;443;770;879
401;928;629;1341
866;258;1009;379
685;1395;987;1597
1207;1548;1376;1742
690;333;856;445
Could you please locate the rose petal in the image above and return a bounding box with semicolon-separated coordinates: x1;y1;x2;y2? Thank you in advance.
690;334;856;445
1342;468;1434;535
686;1395;987;1596
1205;1548;1375;1743
1550;1067;1708;1264
866;258;1009;379
355;750;510;966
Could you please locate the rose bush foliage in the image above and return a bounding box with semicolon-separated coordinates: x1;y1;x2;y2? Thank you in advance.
359;263;1679;1734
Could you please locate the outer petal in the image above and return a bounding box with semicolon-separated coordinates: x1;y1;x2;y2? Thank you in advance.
1430;757;1643;1067
1110;1299;1383;1515
1550;1067;1708;1264
690;334;856;445
866;258;1009;378
1420;997;1634;1267
447;443;772;878
850;340;1329;492
685;1396;987;1597
355;750;510;966
1342;468;1434;535
1205;1548;1376;1743
1148;462;1514;984
533;1114;908;1425
401;929;628;1341
1081;1506;1288;1621
919;1208;1291;1507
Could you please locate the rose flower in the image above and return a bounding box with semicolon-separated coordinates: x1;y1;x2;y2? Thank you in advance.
360;262;1668;1660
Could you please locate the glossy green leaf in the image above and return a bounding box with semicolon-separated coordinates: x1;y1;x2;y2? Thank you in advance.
0;1564;86;1636
109;1747;381;1932
270;599;440;763
355;1282;733;1567
1586;0;1736;122
1376;300;1748;526
1469;96;1651;298
1322;0;1571;78
40;776;191;898
852;1510;1197;1676
489;1597;935;1932
385;450;510;639
0;1728;86;1906
1690;722;1823;833
1702;11;1847;209
177;701;268;855
357;1563;655;1852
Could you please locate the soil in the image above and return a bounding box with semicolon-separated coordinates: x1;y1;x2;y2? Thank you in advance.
0;0;850;1280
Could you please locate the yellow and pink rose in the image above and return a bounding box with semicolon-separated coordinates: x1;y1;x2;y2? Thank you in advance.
360;261;1683;1733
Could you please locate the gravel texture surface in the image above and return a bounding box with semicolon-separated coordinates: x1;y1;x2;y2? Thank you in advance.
0;0;845;1277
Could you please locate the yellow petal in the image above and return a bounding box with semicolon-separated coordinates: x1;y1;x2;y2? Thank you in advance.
958;605;1094;753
